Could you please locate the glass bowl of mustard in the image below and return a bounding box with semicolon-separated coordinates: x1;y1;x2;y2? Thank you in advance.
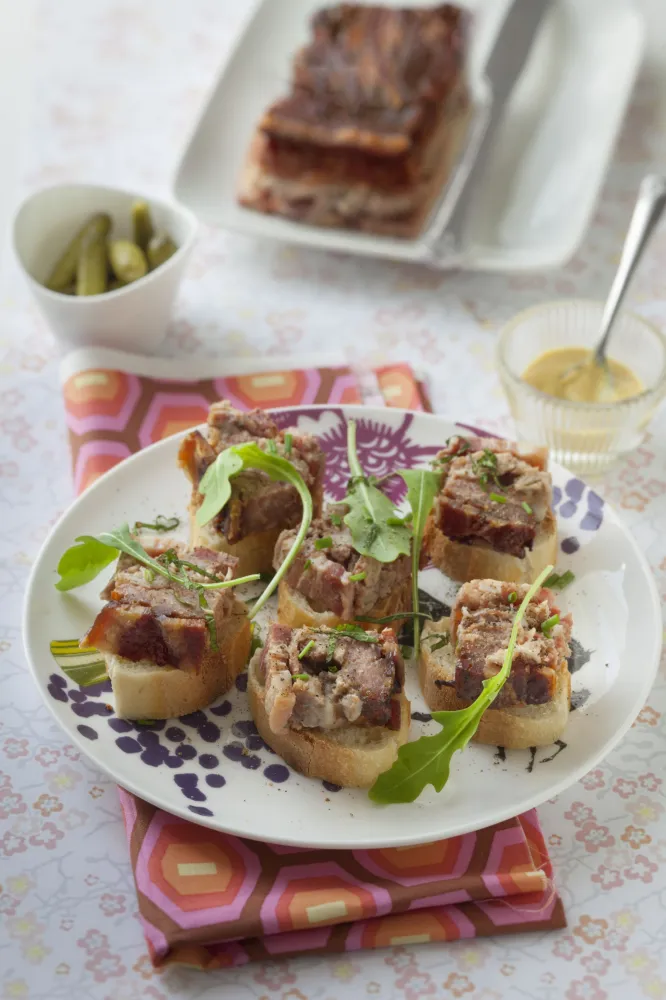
497;299;666;475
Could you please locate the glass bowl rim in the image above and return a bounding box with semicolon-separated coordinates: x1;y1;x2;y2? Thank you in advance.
496;298;666;413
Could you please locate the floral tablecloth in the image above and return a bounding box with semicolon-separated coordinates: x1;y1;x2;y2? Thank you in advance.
1;2;666;998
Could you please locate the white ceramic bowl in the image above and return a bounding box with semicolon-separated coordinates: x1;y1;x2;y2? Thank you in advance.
13;183;198;353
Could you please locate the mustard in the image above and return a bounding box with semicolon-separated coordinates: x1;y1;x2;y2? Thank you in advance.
521;347;643;404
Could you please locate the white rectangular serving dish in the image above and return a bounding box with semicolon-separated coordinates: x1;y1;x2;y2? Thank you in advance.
173;0;644;272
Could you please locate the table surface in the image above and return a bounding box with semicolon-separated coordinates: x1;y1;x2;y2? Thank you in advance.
1;1;666;998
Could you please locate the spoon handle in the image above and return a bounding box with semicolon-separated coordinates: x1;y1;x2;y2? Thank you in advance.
595;174;666;365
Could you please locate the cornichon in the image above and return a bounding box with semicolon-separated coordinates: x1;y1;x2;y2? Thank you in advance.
147;231;178;270
76;232;108;296
43;205;178;296
46;213;111;291
131;200;154;250
109;240;148;284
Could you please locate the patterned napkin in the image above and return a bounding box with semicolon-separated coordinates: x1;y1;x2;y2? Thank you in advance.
59;348;566;969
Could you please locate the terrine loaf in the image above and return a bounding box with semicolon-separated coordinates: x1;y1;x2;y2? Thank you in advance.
238;4;469;237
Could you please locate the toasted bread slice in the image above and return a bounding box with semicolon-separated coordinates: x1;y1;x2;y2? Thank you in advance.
106;604;251;720
419;618;570;749
247;650;410;788
276;577;412;632
423;507;558;585
191;511;282;576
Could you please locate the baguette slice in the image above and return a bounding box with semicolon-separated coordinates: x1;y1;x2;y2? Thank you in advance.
423;507;558;585
276;577;412;632
106;606;251;720
248;650;410;788
419;618;570;749
191;511;282;577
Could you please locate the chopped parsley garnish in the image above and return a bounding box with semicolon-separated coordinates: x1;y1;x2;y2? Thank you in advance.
327;633;337;663
489;492;506;504
298;639;315;660
472;448;503;492
249;623;263;658
349;571;366;582
292;672;310;681
544;570;575;591
386;512;413;526
426;634;450;652
541;613;560;638
424;630;450;650
314;536;333;550
508;591;518;604
143;567;155;583
303;558;312;571
330;512;342;527
522;501;533;515
332;624;379;643
284;433;293;456
158;548;223;583
328;665;339;674
433;436;471;468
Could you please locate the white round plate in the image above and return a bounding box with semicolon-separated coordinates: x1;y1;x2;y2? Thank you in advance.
23;405;661;848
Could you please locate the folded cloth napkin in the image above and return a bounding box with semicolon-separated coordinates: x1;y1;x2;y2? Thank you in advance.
59;348;565;969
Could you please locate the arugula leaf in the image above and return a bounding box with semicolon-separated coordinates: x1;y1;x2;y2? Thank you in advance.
55;525;260;654
231;442;313;617
134;515;180;532
57;524;259;594
397;468;441;657
196;449;244;527
368;564;554;804
355;611;432;625
330;623;379;643
55;536;119;591
343;420;411;563
96;524;181;583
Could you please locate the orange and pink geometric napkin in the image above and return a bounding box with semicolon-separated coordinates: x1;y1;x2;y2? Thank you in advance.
60;349;565;969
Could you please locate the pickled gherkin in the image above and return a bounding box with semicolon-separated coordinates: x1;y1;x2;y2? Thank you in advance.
76;232;108;296
108;240;148;284
46;213;111;291
131;200;154;251
41;201;178;296
147;231;178;270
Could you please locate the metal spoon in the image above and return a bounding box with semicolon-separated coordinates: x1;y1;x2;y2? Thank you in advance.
560;174;666;394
